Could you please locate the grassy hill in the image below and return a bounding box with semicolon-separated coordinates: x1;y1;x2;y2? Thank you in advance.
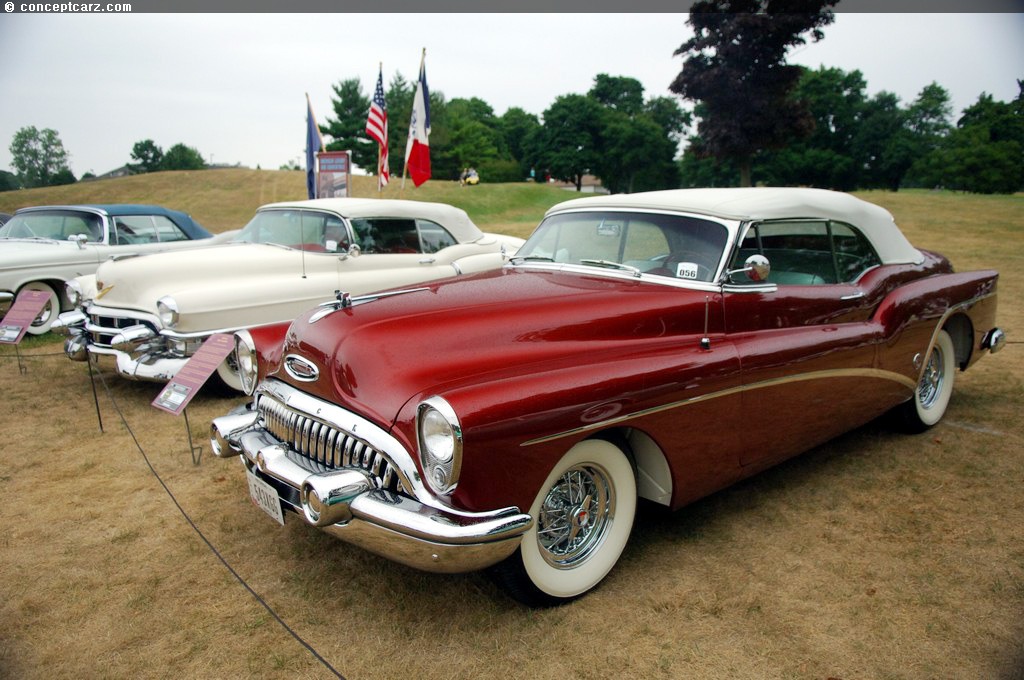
0;169;574;239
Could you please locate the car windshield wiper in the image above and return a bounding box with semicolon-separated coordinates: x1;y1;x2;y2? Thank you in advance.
579;259;642;277
510;255;555;264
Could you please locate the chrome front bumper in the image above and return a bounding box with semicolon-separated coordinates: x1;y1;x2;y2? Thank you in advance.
210;405;532;574
56;306;194;382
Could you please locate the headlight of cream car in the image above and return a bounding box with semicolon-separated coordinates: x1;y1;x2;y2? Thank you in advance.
417;396;463;495
157;296;179;327
234;330;258;396
65;279;82;308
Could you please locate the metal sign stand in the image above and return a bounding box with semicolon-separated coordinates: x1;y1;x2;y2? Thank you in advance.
86;359;105;433
14;343;27;375
183;408;202;466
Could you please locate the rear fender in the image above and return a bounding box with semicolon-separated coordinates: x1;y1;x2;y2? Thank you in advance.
872;270;997;338
872;269;999;378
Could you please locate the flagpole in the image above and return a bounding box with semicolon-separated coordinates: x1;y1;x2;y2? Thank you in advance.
401;47;426;198
377;61;383;195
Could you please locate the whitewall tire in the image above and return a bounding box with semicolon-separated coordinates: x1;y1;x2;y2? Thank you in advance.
900;329;956;432
491;438;637;606
21;281;59;335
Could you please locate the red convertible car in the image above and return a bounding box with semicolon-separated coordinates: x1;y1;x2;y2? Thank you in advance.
211;188;1004;606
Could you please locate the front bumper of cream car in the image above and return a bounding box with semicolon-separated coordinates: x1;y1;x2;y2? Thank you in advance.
209;388;532;574
56;304;213;382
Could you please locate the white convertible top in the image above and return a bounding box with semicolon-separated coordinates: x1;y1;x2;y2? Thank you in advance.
260;198;484;244
547;187;923;265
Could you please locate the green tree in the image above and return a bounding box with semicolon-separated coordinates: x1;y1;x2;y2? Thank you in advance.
498;107;541;179
853;91;912;191
386;72;414;176
160;143;206;171
9;126;74;188
910;86;1024;193
590;74;645;116
750;66;866;189
444;98;501;177
130;139;164;173
321;78;376;173
588;76;687;192
533;94;604;190
0;169;22;191
669;0;836;187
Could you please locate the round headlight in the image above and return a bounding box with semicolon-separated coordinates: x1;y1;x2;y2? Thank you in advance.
65;279;83;308
234;331;258;396
421;408;455;462
157;296;179;327
417;396;463;495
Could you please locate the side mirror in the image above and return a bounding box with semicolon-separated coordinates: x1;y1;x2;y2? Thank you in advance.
338;243;361;261
744;254;770;282
68;233;89;250
725;254;771;283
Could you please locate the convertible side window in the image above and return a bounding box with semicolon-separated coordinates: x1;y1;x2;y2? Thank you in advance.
831;222;881;282
351;218;422;254
731;220;882;285
114;215;191;244
417;220;457;253
732;221;835;285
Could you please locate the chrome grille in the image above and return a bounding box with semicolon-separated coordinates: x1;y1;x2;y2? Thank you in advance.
258;395;403;494
87;311;155;348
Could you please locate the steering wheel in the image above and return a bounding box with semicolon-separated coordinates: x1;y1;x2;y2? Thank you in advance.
663;250;717;282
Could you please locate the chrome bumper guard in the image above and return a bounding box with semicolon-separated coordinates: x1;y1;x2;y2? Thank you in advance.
983;327;1006;354
210;405;532;574
56;306;190;382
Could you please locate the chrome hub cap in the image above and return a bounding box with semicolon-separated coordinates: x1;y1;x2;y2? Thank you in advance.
537;463;615;569
918;345;945;409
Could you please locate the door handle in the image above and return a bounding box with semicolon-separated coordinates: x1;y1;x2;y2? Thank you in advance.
840;291;865;300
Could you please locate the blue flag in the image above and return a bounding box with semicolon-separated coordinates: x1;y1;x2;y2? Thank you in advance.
305;95;323;199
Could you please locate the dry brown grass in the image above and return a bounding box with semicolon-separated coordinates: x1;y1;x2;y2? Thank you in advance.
1;187;1022;680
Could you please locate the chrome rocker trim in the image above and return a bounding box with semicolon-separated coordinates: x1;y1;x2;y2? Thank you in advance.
210;388;532;574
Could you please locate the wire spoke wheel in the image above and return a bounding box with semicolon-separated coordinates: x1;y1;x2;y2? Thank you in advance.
537;464;615;568
899;328;956;433
489;439;636;606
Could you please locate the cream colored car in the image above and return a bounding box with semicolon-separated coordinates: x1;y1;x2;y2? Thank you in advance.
59;198;523;391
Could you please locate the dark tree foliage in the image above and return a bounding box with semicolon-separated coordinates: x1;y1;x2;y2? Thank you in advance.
909;84;1024;193
0;169;20;191
130;139;164;173
321;78;376;173
531;94;605;191
498;107;541;179
9;126;74;188
670;1;836;186
384;72;414;175
161;143;206;171
590;74;645;116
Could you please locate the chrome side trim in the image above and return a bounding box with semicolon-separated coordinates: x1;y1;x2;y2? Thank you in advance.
520;367;917;447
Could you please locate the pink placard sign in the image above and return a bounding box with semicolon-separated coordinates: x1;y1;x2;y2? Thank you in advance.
152;333;235;415
0;289;52;344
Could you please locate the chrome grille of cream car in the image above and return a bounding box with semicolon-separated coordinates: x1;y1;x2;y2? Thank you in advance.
86;310;155;348
258;395;404;494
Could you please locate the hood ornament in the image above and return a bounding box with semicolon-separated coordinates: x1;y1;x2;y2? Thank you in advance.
308;287;431;324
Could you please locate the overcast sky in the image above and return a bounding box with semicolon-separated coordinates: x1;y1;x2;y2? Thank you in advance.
0;13;1021;178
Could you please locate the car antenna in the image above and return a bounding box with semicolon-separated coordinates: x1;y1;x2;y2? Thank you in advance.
300;214;308;279
700;296;711;350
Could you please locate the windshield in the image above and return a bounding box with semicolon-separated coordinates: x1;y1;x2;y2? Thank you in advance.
0;210;103;242
515;210;729;283
233;209;350;253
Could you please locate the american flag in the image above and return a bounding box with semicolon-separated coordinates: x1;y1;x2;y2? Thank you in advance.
365;66;389;188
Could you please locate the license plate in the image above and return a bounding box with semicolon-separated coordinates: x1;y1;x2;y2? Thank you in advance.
247;469;285;526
